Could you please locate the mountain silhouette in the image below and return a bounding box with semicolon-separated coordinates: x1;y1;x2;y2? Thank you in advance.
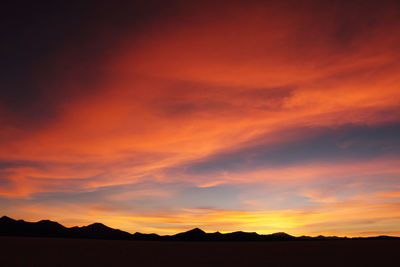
0;216;69;237
171;228;207;241
132;232;161;240
0;216;129;240
69;223;132;239
1;216;399;241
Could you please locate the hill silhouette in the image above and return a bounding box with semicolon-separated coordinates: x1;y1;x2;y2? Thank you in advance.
0;216;130;240
1;216;399;241
69;222;132;239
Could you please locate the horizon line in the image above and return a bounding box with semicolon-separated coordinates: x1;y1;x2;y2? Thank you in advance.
2;215;399;239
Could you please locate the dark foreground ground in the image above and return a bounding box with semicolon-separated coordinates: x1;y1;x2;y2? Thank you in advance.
1;237;399;267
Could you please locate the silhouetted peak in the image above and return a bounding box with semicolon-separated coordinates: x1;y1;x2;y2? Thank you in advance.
37;219;66;228
0;216;15;222
134;231;159;236
173;228;206;238
71;222;131;239
229;231;258;235
85;223;110;230
186;228;206;235
132;232;160;240
271;232;293;237
38;219;58;224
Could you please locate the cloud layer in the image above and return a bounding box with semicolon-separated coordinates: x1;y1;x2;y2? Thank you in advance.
1;0;400;236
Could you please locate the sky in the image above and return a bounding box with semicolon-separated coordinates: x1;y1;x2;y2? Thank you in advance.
1;0;400;236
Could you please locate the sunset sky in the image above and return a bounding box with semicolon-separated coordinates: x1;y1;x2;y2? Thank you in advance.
1;0;400;236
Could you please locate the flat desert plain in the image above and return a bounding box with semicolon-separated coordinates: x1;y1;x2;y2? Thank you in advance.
1;236;399;266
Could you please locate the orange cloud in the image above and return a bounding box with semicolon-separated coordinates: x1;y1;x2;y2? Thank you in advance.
1;0;400;236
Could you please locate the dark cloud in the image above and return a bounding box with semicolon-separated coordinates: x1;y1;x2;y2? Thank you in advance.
0;0;181;132
2;0;399;132
0;177;14;191
150;80;296;118
180;123;400;175
0;160;44;170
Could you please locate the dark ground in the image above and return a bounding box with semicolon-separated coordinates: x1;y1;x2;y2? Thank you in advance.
1;236;399;267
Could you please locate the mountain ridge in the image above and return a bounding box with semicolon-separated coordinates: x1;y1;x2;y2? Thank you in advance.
1;216;398;241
